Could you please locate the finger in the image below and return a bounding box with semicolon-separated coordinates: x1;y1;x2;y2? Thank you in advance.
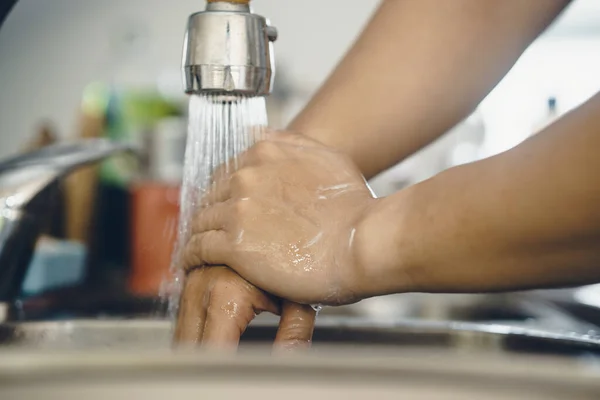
192;201;231;234
173;268;209;345
211;160;233;185
243;140;287;167
207;162;233;206
204;167;261;206
205;152;250;206
203;178;231;206
273;301;316;354
182;231;231;272
200;268;280;351
201;285;258;352
209;151;252;187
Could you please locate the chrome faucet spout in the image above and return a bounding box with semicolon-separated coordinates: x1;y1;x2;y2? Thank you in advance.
0;139;136;308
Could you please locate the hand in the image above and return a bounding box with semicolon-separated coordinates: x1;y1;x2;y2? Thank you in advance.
174;266;316;352
182;132;376;305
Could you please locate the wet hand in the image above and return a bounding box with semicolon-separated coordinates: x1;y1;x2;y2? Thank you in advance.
182;132;376;305
174;266;316;352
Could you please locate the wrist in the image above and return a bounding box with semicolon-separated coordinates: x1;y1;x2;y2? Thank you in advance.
352;186;425;299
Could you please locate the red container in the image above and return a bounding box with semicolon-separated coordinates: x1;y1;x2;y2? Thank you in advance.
129;182;180;296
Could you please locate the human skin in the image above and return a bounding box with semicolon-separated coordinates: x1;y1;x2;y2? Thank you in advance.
174;267;314;352
175;0;574;347
182;92;600;304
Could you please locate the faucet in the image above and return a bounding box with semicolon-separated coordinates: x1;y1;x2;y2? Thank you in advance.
0;0;276;320
182;0;278;98
0;138;135;316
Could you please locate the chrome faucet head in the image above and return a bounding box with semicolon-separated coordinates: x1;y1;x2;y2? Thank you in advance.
182;1;277;97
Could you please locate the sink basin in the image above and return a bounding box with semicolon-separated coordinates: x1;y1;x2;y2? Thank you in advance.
0;344;599;399
1;318;600;398
5;291;600;358
1;317;600;357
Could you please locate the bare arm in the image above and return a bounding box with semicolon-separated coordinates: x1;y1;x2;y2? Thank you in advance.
358;92;600;297
290;0;571;179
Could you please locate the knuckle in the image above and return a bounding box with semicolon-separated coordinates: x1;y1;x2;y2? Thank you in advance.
230;168;256;193
279;325;311;343
229;170;242;187
232;198;252;216
191;210;204;232
193;206;216;232
216;164;234;183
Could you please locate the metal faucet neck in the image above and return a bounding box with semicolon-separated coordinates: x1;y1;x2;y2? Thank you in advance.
205;2;250;13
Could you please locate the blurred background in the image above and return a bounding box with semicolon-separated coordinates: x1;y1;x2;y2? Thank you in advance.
0;0;599;320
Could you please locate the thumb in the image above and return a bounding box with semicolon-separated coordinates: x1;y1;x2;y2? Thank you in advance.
273;301;316;354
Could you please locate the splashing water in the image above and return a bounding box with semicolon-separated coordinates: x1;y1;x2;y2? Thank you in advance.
311;304;323;314
161;94;268;325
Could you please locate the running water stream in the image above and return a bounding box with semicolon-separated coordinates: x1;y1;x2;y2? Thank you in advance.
161;94;268;326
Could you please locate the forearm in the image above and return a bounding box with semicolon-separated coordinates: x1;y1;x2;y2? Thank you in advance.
358;92;600;296
289;0;570;179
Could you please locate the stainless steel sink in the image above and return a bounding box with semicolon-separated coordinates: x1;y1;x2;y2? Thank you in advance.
1;312;600;399
1;346;599;399
1;316;600;358
2;291;600;357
